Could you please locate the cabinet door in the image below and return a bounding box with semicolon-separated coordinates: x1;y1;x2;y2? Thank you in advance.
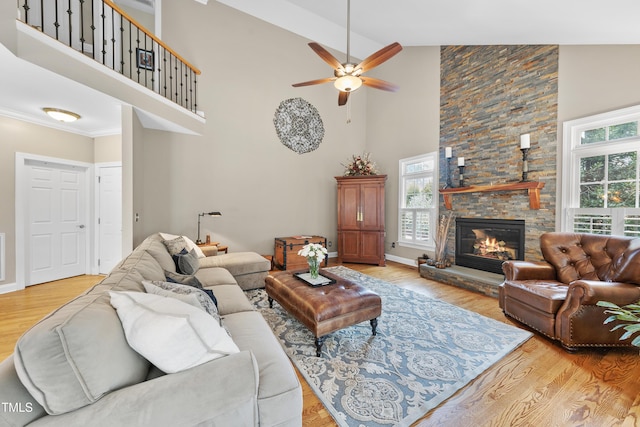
338;183;360;230
338;231;361;261
360;231;385;265
360;182;384;231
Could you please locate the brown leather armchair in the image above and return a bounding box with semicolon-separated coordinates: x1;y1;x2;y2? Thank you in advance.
499;232;640;351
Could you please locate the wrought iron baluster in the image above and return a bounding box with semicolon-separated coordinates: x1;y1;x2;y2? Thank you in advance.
54;0;60;40
79;0;85;54
151;40;156;91
169;54;173;101
101;1;106;66
179;62;184;107
193;75;198;114
110;7;115;71
67;0;72;47
20;1;30;25
174;55;178;102
135;27;140;83
90;0;95;60
119;13;124;73
162;49;167;98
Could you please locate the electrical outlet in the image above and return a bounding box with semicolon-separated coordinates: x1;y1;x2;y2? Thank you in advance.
391;242;396;248
328;241;333;248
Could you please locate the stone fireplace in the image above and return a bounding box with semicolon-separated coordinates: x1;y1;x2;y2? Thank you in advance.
455;218;525;274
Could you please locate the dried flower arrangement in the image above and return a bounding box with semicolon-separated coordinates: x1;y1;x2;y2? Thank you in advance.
342;153;378;176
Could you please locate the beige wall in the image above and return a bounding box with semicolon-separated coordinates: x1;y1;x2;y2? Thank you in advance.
0;116;94;285
365;46;441;261
94;134;122;163
556;45;640;228
144;1;367;254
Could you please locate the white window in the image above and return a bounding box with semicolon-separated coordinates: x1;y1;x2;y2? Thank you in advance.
398;153;438;249
562;105;640;237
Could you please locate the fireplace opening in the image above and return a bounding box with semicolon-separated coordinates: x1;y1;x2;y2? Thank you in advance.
455;218;525;275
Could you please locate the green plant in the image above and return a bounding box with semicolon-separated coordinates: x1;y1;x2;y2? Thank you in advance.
596;300;640;347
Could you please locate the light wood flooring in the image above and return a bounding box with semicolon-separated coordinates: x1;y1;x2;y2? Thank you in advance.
1;261;639;426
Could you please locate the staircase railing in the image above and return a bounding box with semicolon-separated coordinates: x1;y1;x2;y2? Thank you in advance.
17;0;200;114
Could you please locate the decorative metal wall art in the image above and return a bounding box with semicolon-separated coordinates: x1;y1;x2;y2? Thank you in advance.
273;98;324;154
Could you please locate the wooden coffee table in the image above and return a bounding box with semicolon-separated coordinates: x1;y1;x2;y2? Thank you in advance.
265;270;381;356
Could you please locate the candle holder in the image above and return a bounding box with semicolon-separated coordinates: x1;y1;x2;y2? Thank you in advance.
458;165;466;187
520;148;530;182
445;157;453;188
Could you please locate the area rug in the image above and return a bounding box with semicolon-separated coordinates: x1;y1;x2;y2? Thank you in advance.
246;266;532;427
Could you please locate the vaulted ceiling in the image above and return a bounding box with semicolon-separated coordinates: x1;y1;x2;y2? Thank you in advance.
4;0;640;136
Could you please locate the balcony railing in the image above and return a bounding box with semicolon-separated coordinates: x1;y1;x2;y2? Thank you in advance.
18;0;200;114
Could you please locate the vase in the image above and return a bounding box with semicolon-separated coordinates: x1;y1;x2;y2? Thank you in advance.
308;258;320;279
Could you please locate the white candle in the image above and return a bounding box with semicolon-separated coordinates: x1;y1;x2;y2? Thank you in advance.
520;134;530;149
445;147;452;158
458;157;465;166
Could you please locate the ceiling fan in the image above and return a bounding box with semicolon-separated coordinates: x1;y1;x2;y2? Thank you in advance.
292;0;403;106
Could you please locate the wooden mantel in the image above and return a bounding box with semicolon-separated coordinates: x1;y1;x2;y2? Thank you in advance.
439;181;545;210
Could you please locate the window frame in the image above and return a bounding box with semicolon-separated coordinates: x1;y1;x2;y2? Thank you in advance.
561;105;640;236
397;152;438;250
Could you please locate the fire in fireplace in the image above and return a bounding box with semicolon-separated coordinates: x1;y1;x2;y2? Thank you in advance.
455;218;525;275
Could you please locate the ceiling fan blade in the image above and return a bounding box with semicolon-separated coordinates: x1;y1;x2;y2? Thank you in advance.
355;42;403;73
292;77;335;87
308;42;344;71
361;77;399;92
338;91;350;106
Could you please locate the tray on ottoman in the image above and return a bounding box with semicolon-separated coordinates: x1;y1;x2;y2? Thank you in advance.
265;270;381;356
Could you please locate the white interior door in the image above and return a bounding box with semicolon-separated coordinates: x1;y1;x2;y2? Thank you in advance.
98;165;122;274
27;160;88;286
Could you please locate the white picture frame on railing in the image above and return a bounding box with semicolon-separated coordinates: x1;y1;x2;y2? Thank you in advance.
136;48;154;71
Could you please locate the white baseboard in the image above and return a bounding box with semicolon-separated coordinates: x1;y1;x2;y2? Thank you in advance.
328;251;415;267
0;282;20;294
385;253;417;267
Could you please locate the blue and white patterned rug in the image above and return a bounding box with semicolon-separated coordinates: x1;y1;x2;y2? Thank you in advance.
246;266;532;427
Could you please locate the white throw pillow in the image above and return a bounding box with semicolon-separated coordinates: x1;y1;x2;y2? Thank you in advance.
109;291;239;374
159;232;206;258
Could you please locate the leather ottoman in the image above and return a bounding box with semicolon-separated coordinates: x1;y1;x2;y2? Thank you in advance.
265;270;381;356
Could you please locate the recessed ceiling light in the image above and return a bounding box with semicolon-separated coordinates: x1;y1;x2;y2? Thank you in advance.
42;108;81;122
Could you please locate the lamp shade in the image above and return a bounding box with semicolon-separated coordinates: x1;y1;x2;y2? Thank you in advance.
334;75;362;92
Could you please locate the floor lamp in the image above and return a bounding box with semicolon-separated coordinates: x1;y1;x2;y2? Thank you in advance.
196;211;222;244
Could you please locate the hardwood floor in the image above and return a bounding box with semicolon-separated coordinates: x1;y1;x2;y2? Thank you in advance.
2;262;639;426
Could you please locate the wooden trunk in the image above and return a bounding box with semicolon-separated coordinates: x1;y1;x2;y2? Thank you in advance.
273;236;328;271
336;175;386;266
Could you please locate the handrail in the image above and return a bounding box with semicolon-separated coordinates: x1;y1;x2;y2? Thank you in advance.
102;0;200;75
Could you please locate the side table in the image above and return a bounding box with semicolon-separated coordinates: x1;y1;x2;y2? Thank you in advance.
197;242;228;255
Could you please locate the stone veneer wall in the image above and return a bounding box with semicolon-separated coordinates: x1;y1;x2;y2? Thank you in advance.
439;45;558;262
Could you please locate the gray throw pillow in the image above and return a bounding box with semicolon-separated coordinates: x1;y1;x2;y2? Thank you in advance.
163;236;188;256
164;270;203;289
176;248;200;275
143;280;221;326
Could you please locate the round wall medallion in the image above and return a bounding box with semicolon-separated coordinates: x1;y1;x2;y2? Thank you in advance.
273;97;325;154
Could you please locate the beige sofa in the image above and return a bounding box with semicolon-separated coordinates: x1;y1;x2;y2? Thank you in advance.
0;233;302;426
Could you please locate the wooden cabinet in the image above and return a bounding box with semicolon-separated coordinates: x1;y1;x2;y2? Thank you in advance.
336;175;386;266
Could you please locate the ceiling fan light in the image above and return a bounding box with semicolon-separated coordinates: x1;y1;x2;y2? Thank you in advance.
334;75;362;92
43;108;81;122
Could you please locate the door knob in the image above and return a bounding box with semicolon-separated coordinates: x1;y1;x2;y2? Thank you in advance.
78;225;85;229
